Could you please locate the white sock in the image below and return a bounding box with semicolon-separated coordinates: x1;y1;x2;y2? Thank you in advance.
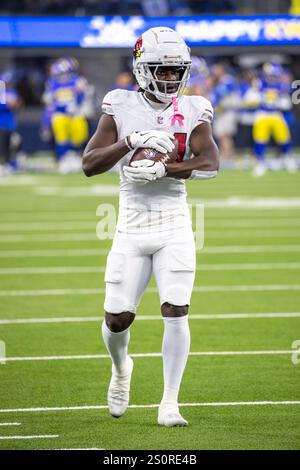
101;320;130;375
161;316;190;404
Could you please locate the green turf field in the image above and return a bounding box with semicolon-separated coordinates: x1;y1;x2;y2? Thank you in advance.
0;169;299;450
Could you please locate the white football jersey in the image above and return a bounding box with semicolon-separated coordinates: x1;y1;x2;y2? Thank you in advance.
102;89;213;233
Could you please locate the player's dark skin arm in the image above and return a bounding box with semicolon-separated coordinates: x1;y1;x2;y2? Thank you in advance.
82;113;126;177
83;112;219;179
165;121;219;179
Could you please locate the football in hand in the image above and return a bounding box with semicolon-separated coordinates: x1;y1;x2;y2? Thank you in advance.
129;138;179;166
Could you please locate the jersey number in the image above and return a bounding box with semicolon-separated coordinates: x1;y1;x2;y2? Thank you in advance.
174;133;187;162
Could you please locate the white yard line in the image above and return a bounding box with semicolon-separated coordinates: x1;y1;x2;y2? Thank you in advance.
1;245;300;258
0;423;21;426
0;285;299;297
0;316;99;325
189;197;300;209
0;222;95;231
0;176;56;186
206;230;300;239
0;262;299;275
0;288;105;296
34;185;119;197
1;213;299;223
31;192;300;207
0;435;58;440
0;218;300;230
0;234;98;242
1;231;300;242
0;249;107;258
0;312;299;325
0;402;299;413
205;219;300;227
0;212;96;222
0;350;295;363
197;262;300;270
202;245;300;253
193;285;300;292
0;266;104;274
0;223;95;232
56;448;105;450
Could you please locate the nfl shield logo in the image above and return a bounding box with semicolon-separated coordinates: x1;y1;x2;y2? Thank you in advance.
157;116;164;124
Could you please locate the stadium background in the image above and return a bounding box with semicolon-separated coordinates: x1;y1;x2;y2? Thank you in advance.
0;0;299;451
1;0;300;163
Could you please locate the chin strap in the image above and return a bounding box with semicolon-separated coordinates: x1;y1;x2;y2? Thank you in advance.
170;97;184;127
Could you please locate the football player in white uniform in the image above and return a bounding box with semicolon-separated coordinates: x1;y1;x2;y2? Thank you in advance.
83;27;219;427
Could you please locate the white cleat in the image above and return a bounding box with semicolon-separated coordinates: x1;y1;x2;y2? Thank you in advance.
252;163;267;178
283;157;298;173
158;402;188;427
108;356;134;418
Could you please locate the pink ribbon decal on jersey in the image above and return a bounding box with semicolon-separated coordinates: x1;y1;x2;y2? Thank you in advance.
171;97;184;127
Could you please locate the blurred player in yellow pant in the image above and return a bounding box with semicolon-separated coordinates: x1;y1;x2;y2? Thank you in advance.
42;57;90;173
252;63;297;177
51;113;88;155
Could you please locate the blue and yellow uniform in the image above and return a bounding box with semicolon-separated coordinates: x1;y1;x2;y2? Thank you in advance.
253;64;292;162
209;73;238;143
211;74;237;113
43;58;89;158
236;76;260;149
238;79;260;124
0;71;21;168
0;88;18;132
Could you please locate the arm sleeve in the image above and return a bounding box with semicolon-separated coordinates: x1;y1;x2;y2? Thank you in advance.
189;170;218;180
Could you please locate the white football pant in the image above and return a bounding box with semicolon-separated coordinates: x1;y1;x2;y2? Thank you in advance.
104;226;196;313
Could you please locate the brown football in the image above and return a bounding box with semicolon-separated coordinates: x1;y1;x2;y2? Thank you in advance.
129;139;178;166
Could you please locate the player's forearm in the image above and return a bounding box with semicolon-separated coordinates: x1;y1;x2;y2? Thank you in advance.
165;152;219;180
82;139;129;177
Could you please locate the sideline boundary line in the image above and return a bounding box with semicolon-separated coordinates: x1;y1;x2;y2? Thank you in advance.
0;435;58;440
1;285;300;297
1;312;300;325
1;262;300;275
0;402;299;413
0;350;296;363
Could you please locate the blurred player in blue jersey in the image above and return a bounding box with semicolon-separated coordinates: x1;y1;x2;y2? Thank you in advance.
40;104;53;145
252;62;297;177
42;56;90;173
0;70;22;175
236;69;260;164
209;63;239;166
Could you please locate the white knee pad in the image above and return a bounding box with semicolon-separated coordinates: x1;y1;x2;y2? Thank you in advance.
104;295;136;314
104;251;137;313
155;242;195;306
104;251;125;284
161;284;192;306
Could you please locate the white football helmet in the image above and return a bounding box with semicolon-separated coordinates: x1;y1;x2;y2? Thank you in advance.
133;27;191;103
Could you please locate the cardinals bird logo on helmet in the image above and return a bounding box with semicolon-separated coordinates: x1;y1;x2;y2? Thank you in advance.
133;37;143;58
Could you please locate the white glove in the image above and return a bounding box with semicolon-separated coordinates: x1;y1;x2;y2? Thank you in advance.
123;159;166;185
127;130;175;154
